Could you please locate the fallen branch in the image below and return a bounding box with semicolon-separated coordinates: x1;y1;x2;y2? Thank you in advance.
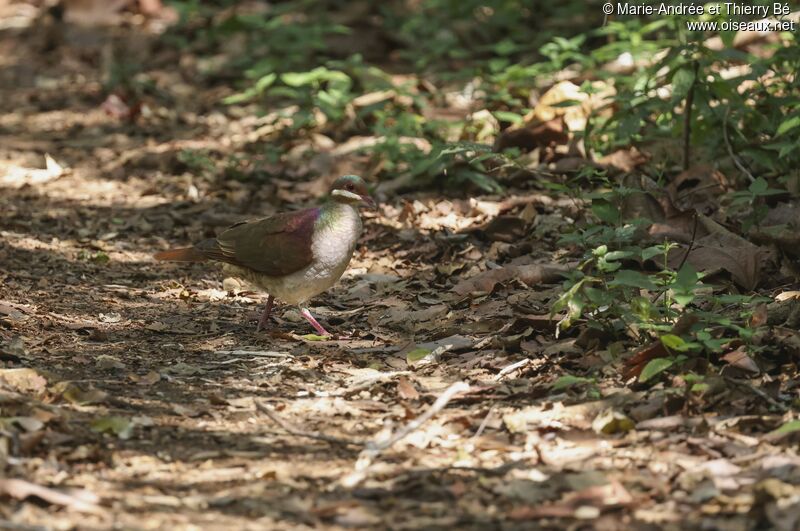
215;350;294;358
471;406;496;439
0;478;104;515
366;381;470;454
331;371;412;397
494;359;530;381
723;106;756;183
341;381;471;487
254;400;363;447
724;377;789;413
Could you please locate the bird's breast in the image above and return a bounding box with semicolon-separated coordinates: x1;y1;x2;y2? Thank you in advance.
310;204;362;271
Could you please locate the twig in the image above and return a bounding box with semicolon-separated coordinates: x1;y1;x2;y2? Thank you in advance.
0;519;48;531
0;479;103;515
471;407;495;439
366;381;470;454
254;400;363;447
651;211;698;304
494;359;530;381
723;105;756;182
682;60;700;170
341;381;472;488
723;377;789;413
215;350;294;358
331;371;411;397
676;210;699;272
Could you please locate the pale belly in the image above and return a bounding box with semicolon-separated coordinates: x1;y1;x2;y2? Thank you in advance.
225;259;351;306
223;204;361;306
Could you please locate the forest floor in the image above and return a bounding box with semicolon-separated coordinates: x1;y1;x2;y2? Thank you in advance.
0;3;798;530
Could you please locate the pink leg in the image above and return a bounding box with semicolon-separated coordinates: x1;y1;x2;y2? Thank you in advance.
257;295;274;332
300;307;331;336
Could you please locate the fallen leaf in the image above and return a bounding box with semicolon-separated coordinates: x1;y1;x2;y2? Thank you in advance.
90;416;133;439
675;215;766;290
0;154;64;188
397;377;420;400
129;371;161;385
96;355;126;371
721;347;760;375
58;383;108;405
592;408;635;435
0;478;103;514
0;368;47;394
452;264;567;296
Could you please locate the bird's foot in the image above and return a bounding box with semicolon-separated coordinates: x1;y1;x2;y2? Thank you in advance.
300;307;332;337
256;314;271;332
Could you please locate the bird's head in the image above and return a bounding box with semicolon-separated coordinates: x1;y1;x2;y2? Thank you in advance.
329;175;376;210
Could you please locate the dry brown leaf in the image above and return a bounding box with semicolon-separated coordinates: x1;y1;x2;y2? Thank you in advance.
510;480;633;519
671;215;767;290
0;478;103;514
494;117;568;153
397;377;420;400
721;347;761;375
597;147;650;173
667;166;729;213
475;216;528;243
452;264;567;296
0;368;47;394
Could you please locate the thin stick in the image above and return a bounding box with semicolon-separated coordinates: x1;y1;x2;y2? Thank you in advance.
676;211;699;272
723;377;789;413
682;61;699;170
471;407;495;439
216;350;293;358
332;371;412;397
254;400;363;447
651;211;698;304
366;381;470;454
494;359;530;381
723;105;756;183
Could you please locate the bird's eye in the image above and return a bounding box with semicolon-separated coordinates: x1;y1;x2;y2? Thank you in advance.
346;184;354;191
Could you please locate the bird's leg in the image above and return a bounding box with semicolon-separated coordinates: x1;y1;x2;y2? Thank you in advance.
257;295;274;332
299;307;331;337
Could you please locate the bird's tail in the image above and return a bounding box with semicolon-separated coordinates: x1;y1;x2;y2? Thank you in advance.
153;247;208;262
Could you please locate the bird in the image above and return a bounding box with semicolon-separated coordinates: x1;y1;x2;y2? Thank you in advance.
153;175;376;337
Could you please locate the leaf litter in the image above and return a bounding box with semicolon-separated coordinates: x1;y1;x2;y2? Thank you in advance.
0;2;798;530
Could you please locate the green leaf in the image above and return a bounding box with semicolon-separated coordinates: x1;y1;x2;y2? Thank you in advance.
405;347;433;363
551;374;592;391
720;30;737;47
591;198;620;225
492;111;524;124
777;115;800;136
672;264;699;305
769;420;800;437
660;334;690;352
91;251;110;264
609;270;657;290
671;67;696;101
91;416;133;439
641;246;663;261
749;177;768;194
638;358;675;383
299;334;329;341
605;250;635;262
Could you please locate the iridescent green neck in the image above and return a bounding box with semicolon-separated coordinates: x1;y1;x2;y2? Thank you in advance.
318;200;358;229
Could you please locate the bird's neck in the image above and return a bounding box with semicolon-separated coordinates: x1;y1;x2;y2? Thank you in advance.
319;200;360;229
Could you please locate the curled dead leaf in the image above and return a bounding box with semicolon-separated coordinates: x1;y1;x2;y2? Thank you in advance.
453;264;567;296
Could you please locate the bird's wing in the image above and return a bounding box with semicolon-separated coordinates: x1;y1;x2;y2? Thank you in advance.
196;207;320;276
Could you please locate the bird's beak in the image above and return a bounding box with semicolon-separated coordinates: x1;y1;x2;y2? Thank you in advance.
361;195;378;211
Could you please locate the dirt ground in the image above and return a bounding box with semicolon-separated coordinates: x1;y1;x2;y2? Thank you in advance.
1;3;799;530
